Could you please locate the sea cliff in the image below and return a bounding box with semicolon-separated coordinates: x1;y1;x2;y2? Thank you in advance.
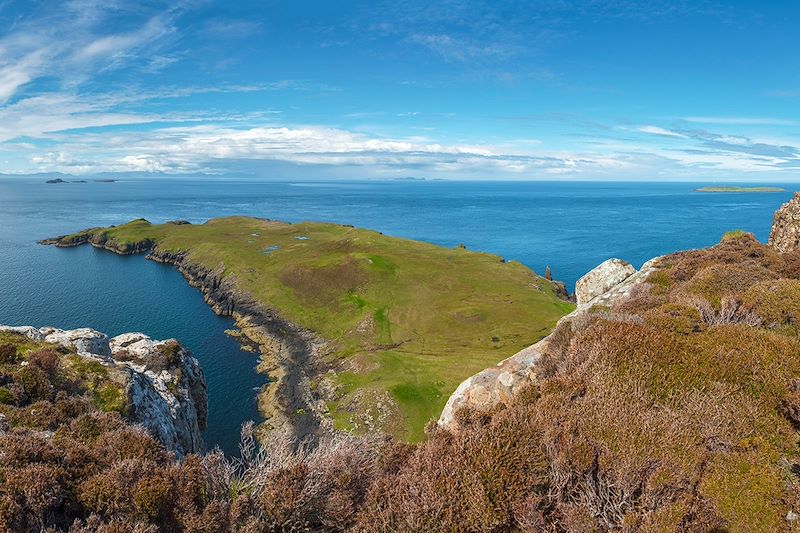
0;325;207;457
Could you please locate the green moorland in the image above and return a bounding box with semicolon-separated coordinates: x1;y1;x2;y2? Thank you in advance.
57;217;573;440
696;186;786;193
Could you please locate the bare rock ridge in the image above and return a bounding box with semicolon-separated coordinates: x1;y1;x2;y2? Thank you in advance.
438;256;661;430
0;325;207;457
769;192;800;252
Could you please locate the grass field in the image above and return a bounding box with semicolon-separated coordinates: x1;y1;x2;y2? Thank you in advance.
62;217;574;440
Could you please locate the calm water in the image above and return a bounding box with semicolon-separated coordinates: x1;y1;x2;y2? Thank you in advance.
0;177;794;453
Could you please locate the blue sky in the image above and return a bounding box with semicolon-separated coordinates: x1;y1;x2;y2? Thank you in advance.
1;0;799;180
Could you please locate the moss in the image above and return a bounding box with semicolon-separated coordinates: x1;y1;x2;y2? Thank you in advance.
0;387;14;405
92;384;125;413
721;229;751;241
701;450;786;532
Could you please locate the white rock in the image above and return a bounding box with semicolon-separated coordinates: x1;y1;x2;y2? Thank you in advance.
42;327;111;357
575;258;636;306
0;324;207;457
0;325;45;341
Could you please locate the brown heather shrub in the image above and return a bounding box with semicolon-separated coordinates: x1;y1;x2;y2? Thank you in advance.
356;406;550;532
643;302;704;335
28;348;60;377
15;365;53;404
0;343;18;364
0;234;798;532
680;261;776;307
741;278;800;333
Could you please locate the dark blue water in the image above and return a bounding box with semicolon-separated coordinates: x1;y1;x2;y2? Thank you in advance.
0;178;794;453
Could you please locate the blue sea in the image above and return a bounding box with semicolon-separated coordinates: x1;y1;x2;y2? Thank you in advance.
0;177;794;454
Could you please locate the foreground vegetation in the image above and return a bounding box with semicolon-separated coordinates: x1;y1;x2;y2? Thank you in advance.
52;217;572;441
10;231;800;531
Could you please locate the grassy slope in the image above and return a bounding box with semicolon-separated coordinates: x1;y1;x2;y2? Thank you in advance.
65;217;573;440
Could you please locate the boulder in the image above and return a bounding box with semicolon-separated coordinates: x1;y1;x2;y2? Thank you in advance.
40;327;111;357
769;192;800;252
575;258;636;306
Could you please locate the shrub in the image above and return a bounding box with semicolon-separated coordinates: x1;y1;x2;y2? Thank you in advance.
27;348;60;377
680;262;776;307
0;344;17;364
741;278;800;334
15;366;52;404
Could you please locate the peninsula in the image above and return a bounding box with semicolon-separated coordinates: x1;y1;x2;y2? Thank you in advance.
42;217;573;442
695;186;785;193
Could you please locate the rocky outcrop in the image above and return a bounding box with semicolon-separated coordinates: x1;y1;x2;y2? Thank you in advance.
0;325;207;457
769;192;800;252
145;248;330;444
575;258;637;306
438;256;662;431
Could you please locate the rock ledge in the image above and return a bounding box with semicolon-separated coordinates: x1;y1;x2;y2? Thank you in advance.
0;325;207;457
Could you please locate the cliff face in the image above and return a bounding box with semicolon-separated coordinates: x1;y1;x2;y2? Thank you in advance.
0;325;207;457
769;192;800;252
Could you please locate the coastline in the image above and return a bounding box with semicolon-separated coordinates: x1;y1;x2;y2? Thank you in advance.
40;232;332;446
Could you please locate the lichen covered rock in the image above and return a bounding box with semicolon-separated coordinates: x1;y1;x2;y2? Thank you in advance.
575;258;636;306
769;192;800;252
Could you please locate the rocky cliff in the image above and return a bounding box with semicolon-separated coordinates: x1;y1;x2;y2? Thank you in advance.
0;325;207;457
769;192;800;252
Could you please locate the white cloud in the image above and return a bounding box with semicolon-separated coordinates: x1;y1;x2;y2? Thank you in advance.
637;125;685;137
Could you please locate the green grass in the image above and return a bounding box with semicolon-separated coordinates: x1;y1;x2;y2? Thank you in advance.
53;217;574;440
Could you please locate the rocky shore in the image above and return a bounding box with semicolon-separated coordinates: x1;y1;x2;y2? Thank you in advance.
0;325;207;457
40;231;331;446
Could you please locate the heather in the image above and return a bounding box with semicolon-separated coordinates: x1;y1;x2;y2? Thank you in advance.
6;232;800;531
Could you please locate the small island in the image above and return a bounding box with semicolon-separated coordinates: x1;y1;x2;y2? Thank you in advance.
695;186;785;193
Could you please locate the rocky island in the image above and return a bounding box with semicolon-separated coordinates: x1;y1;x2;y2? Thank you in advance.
42;217;573;443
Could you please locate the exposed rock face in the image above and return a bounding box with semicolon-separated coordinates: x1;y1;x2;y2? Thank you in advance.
575;258;637;306
439;256;662;431
769;192;800;252
0;325;207;457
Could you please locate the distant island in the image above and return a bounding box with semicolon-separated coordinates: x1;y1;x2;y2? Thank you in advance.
46;178;116;184
695;186;785;193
